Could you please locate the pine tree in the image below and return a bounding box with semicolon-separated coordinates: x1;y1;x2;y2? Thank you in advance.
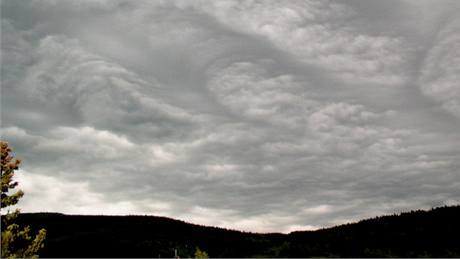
1;141;46;258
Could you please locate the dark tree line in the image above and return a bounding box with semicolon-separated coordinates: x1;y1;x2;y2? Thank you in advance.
16;205;460;258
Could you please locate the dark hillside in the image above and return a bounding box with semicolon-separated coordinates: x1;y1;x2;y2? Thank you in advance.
287;205;460;257
15;213;284;258
15;205;460;257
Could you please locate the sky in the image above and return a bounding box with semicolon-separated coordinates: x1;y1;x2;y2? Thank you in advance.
1;0;460;233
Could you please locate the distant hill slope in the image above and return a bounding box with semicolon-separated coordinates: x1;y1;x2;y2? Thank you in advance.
14;205;460;258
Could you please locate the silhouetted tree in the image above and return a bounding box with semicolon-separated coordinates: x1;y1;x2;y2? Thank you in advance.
1;141;46;258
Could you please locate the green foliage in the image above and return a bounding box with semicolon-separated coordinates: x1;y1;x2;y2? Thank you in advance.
1;141;46;258
194;247;209;259
1;142;23;209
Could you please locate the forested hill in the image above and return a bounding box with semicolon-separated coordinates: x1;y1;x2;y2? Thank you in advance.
16;205;460;258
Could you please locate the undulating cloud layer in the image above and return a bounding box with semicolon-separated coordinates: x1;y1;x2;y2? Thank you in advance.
1;0;460;233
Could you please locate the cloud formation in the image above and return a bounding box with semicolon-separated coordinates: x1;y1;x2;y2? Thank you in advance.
193;0;411;84
419;16;460;118
1;0;460;233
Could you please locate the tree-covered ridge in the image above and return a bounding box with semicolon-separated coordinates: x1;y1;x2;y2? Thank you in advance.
17;205;460;258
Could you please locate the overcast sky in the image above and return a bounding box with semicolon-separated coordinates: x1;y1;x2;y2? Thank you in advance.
1;0;460;233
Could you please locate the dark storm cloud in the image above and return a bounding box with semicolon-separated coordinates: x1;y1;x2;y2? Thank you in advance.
1;0;459;232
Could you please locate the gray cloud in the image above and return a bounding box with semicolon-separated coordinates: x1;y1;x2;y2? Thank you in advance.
1;0;459;233
419;15;460;118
